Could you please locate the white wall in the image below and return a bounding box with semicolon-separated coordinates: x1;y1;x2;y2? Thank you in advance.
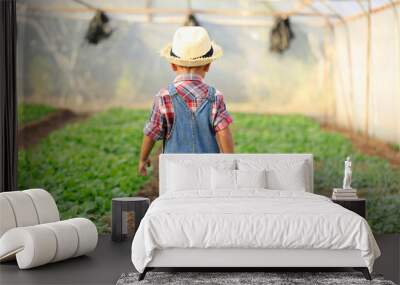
333;6;400;144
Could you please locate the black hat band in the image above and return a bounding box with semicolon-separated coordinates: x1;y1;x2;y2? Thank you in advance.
170;46;214;60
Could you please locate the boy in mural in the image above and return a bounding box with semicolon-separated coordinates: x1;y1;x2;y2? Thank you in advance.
138;26;234;176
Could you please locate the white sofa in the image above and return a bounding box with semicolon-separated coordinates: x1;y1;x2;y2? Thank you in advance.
0;189;98;269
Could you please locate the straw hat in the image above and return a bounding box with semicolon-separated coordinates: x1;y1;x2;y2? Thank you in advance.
160;26;223;67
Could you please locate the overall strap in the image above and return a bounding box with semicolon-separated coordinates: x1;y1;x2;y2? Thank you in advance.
162;84;178;153
206;86;217;129
167;83;178;97
207;86;216;103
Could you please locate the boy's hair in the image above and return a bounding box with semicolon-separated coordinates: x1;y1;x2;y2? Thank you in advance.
175;63;210;69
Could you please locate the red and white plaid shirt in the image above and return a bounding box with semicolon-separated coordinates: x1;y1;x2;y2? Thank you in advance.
144;74;233;141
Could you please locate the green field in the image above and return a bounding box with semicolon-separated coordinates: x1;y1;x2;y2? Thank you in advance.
18;103;57;126
18;109;151;233
18;108;400;234
232;113;400;234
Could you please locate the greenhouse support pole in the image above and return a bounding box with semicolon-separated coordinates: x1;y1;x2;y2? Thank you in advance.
356;0;372;138
145;0;152;22
389;1;400;144
304;0;336;123
321;0;354;130
0;0;18;192
365;0;372;138
343;0;400;23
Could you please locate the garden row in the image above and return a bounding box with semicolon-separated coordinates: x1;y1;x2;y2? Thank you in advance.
18;103;57;126
18;108;150;233
18;106;400;233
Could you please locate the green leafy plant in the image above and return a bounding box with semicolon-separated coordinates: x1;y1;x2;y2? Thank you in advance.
232;112;400;233
18;104;57;126
18;109;400;234
391;143;400;152
18;108;152;233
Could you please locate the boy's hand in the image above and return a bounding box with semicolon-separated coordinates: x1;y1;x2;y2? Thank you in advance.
138;158;151;176
138;135;156;176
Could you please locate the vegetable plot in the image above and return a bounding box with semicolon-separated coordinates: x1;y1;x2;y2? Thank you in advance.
18;109;400;233
18;109;151;233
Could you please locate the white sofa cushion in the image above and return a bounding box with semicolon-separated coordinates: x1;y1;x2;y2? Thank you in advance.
0;191;40;227
0;225;57;268
0;189;60;237
0;196;17;237
42;221;79;262
65;218;98;257
23;189;60;224
0;218;98;269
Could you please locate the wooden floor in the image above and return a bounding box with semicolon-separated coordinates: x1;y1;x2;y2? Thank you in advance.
0;234;398;285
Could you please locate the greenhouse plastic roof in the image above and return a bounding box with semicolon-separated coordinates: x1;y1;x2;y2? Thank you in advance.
17;0;399;27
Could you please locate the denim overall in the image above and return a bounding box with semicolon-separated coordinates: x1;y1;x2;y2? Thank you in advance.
163;84;220;153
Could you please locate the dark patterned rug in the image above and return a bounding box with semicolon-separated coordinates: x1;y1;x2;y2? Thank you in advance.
116;271;395;285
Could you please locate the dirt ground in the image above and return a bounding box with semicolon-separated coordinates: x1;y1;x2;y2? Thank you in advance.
321;123;400;168
18;109;89;149
135;148;161;201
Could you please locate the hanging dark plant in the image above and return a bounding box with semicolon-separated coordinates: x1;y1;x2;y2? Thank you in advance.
184;13;200;26
85;10;113;45
269;17;295;54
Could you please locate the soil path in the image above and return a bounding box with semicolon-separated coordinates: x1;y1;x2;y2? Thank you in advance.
135;148;161;202
322;124;400;168
18;109;89;149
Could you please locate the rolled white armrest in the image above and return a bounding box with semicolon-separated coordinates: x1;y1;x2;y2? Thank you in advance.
23;189;60;224
64;218;98;257
0;189;60;238
0;226;57;269
0;218;98;269
0;196;17;237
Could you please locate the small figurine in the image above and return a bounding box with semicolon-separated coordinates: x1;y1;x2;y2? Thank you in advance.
343;156;352;189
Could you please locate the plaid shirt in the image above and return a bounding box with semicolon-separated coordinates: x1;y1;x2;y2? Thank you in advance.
144;74;233;141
